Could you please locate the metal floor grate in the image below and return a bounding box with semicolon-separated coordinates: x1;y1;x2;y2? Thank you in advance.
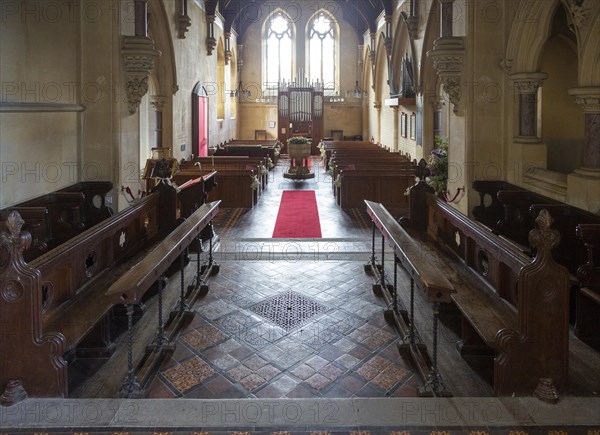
248;290;330;331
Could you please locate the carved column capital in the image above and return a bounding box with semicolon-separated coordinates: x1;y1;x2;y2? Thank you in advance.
150;96;166;111
373;102;382;110
499;58;513;75
122;36;161;115
565;0;592;29
432;100;445;111
427;37;465;114
406;15;419;40
569;87;600;113
510;72;548;94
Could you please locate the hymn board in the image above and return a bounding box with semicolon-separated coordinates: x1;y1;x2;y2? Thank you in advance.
277;75;324;155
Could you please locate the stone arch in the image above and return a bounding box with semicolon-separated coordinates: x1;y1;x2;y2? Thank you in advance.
505;0;567;73
578;8;600;86
391;13;420;96
374;33;389;104
420;0;442;154
217;38;225;119
148;0;178;96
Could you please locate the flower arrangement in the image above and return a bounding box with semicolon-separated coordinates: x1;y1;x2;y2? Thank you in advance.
425;136;449;195
287;136;310;144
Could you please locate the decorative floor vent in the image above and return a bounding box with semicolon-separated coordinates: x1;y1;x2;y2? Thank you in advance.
249;290;330;331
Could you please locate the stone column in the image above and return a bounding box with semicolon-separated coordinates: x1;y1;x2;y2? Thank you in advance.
393;105;400;152
439;0;455;37
134;0;148;38
151;97;166;149
433;101;445;138
569;88;600;172
374;102;382;144
566;88;600;211
510;72;548;143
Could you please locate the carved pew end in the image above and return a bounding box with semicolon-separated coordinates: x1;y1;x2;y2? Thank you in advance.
534;378;560;403
1;380;28;407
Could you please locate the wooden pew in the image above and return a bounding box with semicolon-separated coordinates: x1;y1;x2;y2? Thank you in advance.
174;167;259;208
0;185;220;401
0;194;160;399
215;142;279;167
227;139;281;165
183;156;269;188
395;180;600;397
574;224;600;351
104;201;220;396
472;179;600;350
319;140;384;169
0;182;114;262
365;200;455;396
471;180;524;230
57;181;113;227
335;163;416;218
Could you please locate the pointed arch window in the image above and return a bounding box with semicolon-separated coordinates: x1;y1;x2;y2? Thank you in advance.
265;12;293;92
308;11;337;91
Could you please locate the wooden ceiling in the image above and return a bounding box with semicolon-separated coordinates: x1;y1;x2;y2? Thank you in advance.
205;0;394;39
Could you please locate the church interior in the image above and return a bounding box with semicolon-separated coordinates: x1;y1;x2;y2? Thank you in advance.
1;0;600;431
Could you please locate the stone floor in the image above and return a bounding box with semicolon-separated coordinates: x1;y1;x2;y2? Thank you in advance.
145;159;420;400
5;158;600;432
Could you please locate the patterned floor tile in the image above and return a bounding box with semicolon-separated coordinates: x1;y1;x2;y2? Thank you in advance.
241;355;269;371
181;325;226;352
356;363;380;381
290;363;317;380
196;299;236;320
161;357;215;393
141;161;421;399
239;373;266;391
211;354;239;370
255;364;281;381
335;354;360;370
305;373;332;390
227;364;253;382
305;355;329;370
268;374;298;394
319;363;344;381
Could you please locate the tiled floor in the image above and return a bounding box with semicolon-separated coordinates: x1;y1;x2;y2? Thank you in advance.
146;158;418;399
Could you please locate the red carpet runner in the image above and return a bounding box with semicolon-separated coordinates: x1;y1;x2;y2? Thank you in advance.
272;191;322;238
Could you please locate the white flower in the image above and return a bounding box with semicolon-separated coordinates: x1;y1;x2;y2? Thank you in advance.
250;175;261;190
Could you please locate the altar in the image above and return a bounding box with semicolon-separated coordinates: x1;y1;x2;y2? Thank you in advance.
284;137;315;180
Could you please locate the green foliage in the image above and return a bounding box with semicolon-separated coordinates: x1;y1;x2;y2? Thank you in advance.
287;136;310;144
426;136;449;194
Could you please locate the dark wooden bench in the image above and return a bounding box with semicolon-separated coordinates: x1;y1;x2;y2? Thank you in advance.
0;182;114;262
319;140;386;169
395;180;578;397
0;183;220;402
365;200;455;396
0;194;160;400
226;139;281;165
574;224;600;350
174;167;259;208
183;156;269;188
337;169;415;217
105;200;220;396
471;179;600;351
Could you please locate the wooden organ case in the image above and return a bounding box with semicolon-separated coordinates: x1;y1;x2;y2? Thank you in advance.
277;79;324;155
